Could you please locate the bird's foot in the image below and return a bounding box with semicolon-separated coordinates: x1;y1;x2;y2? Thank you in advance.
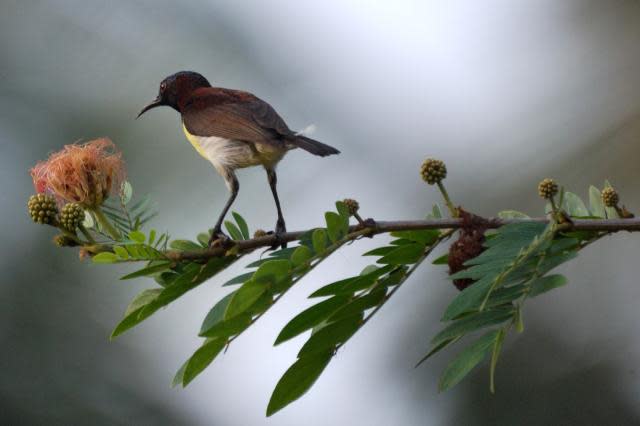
208;228;230;248
356;217;377;238
269;219;287;249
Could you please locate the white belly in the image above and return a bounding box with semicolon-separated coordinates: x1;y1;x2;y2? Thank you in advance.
197;136;261;170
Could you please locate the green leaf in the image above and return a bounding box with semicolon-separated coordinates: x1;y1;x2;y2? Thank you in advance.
128;230;146;243
325;212;348;243
442;277;494;320
197;232;211;247
200;313;252;339
253;259;291;286
429;204;443;219
562;192;589;217
326;289;386;323
169;239;202;251
172;361;187;388
497;210;530;219
439;330;499;392
222;271;254;287
113;246;129;259
181;338;227;386
124;288;162;317
415;337;460;367
589;186;605;218
529;274;568;297
432;253;449;265
291;245;313;268
362;246;396;257
224;220;244;241
111;258;235;338
121;181;133;205
312;229;327;254
120;262;172;280
443;222;551;319
200;291;236;335
275;295;350;345
489;328;506;393
266;352;332;416
359;264;381;275
224;280;269;320
335;201;350;218
92;252;119;264
129;194;151;215
297;314;362;357
431;308;513;347
389;230;439;245
232;212;250;240
485;285;526;308
378;242;424;265
148;229;157;245
378;266;408;287
389;238;415;246
309;265;394;297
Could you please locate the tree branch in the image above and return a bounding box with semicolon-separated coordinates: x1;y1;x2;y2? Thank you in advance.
165;216;640;262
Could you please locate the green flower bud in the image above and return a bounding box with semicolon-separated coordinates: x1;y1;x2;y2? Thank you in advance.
420;158;447;185
601;187;619;208
53;234;78;247
342;198;360;216
27;194;58;225
59;203;85;232
537;178;558;200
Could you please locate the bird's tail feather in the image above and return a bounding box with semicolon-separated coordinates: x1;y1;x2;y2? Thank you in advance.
288;135;340;157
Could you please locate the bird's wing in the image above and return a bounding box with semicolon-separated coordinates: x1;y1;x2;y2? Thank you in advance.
182;89;293;146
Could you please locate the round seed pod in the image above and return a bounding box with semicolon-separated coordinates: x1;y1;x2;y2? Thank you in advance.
342;198;360;216
420;158;447;185
59;203;85;232
601;187;619;208
27;194;58;225
537;178;558;200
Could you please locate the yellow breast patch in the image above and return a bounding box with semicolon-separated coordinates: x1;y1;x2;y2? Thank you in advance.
182;122;209;159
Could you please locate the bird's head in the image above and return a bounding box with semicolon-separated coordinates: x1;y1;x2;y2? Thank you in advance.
137;71;211;118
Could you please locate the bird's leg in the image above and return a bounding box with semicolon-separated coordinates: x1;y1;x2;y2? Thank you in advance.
266;168;287;249
209;172;239;247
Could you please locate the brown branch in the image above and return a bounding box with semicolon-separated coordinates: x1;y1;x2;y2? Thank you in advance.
165;216;640;262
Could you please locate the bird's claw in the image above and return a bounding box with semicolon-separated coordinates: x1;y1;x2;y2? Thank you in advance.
270;219;287;249
208;229;230;248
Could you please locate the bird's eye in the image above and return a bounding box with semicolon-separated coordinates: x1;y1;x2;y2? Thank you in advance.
160;82;166;91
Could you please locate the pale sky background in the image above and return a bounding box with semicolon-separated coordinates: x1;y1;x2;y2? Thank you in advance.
2;0;640;425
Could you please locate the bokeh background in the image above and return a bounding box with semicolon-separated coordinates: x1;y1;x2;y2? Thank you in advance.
2;0;640;424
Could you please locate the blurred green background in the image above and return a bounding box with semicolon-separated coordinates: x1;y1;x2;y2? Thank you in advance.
2;1;640;424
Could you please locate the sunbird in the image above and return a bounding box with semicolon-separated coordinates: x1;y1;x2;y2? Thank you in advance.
137;71;339;246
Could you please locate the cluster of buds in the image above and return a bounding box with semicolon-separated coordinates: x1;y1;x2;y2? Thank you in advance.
27;194;58;225
53;234;78;247
420;158;447;185
601;187;619;208
28;138;128;245
601;187;634;218
59;203;85;232
342;198;360;216
537;178;558;200
253;229;268;238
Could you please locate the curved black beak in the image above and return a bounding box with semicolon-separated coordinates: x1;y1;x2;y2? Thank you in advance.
136;97;164;119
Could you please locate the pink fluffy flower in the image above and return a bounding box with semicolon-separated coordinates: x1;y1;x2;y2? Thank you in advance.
30;138;125;209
